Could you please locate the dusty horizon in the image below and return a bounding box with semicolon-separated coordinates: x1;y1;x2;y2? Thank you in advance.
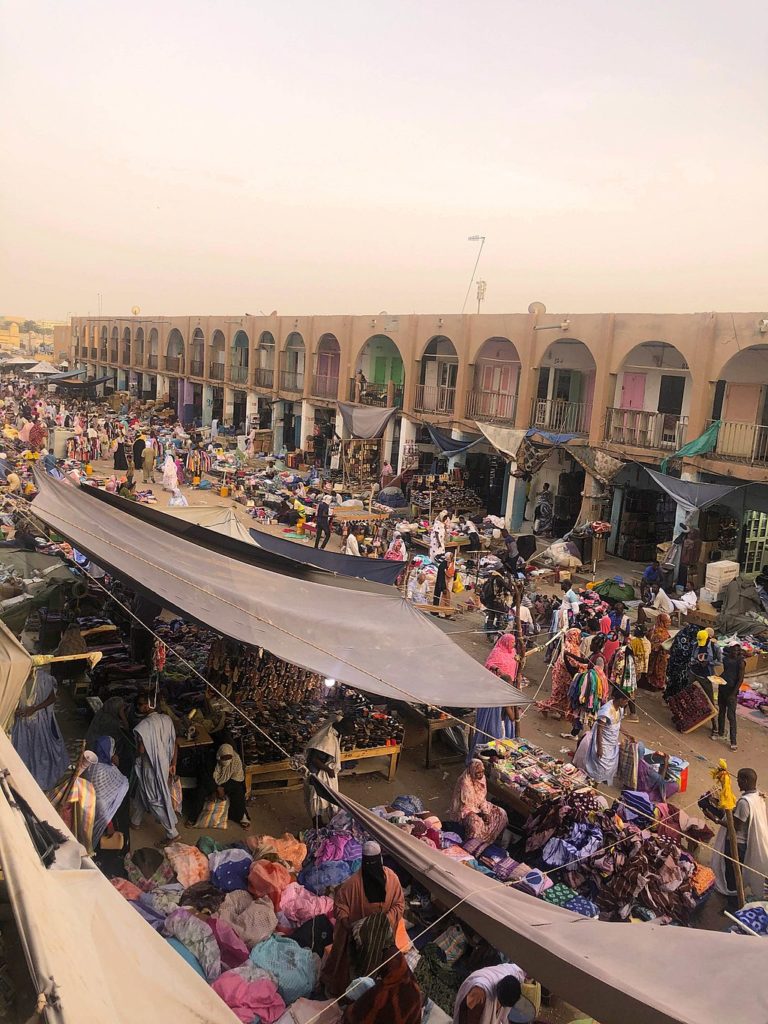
2;1;766;321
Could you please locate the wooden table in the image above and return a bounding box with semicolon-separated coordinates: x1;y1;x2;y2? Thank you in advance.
406;708;475;768
411;535;470;554
244;743;402;796
178;723;213;749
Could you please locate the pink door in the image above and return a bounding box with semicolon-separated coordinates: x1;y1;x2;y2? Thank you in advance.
620;372;646;410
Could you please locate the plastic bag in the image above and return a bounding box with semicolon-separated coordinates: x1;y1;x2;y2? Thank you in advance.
169;775;183;814
195;797;230;830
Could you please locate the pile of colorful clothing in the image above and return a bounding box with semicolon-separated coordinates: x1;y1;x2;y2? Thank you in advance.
524;790;700;922
111;834;334;1022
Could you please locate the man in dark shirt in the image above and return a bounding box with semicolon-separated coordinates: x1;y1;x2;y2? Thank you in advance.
314;495;332;549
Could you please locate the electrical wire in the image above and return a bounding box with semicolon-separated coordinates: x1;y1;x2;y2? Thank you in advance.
12;494;767;884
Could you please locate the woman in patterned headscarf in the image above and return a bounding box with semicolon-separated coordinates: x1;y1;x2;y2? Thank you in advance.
643;613;671;691
536;628;587;720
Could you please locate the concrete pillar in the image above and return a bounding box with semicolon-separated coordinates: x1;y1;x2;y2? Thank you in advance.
587;314;616;445
507;471;529;532
383;417;396;468
301;399;314;451
202;384;213;427
245;391;258;426
273;400;285;453
156;373;169;403
397;415;417;472
224;386;235;425
514;313;539;428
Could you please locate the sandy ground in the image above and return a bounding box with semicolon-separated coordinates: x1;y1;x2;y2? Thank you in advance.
45;461;768;1021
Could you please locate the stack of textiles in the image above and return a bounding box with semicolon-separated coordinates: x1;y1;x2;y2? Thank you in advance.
110;838;329;1022
525;790;699;922
481;738;590;809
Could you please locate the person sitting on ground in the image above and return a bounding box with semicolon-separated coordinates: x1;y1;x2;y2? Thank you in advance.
189;742;250;828
450;759;508;845
322;842;406;997
652;580;698;616
641;560;663;601
407;570;430;605
453;963;535;1024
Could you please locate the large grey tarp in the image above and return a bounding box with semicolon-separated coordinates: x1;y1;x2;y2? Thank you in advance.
79;483;387;595
32;472;524;708
337;402;397;439
644;467;741;514
328;787;768;1024
249;526;406;585
716;576;768;636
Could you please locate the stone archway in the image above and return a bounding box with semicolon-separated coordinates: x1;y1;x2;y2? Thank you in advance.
415;336;457;414
165;328;185;374
467;337;521;422
353;335;404;407
605;341;691;451
281;332;305;392
314;333;340;398
533;338;596;434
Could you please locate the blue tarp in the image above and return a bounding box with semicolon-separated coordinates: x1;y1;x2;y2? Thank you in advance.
425;425;483;458
525;428;579;445
49;368;87;381
249;527;406;585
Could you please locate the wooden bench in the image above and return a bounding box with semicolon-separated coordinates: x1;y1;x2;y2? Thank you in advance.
244;743;402;796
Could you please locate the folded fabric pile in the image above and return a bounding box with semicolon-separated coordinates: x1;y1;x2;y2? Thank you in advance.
525;791;698;922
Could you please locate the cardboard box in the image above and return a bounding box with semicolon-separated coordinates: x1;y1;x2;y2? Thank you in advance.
744;654;760;675
705;560;740;591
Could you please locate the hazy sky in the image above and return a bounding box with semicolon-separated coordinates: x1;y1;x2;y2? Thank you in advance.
2;0;766;319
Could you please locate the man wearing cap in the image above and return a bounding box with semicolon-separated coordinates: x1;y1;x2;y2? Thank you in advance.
689;627;722;736
453;963;535;1024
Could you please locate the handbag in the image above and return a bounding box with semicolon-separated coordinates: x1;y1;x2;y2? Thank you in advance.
169;775;183;814
452;575;465;595
194;797;230;830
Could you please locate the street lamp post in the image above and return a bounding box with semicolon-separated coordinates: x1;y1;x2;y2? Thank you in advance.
461;235;486;314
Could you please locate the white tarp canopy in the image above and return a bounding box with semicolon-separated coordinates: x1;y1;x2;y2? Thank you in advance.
26;361;61;376
163;504;256;545
31;471;525;708
474;423;527;462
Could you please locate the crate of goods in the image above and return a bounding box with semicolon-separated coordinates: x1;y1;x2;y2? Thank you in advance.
704;560;740;594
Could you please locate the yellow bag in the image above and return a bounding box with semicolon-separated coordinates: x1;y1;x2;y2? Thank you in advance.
452;575;465;595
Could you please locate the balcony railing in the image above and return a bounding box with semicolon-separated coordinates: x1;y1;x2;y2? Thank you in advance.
280;369;304;392
312;373;339;399
146;354;158;369
165;356;182;373
121;347;131;364
90;347;97;359
604;408;688;451
465;388;518;424
190;358;204;377
109;349;118;363
134;348;144;365
414;383;455;415
230;364;248;384
348;378;404;408
707;419;768;465
209;361;225;380
253;367;274;389
530;398;591;435
99;348;108;362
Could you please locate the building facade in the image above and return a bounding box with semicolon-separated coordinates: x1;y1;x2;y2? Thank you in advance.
68;308;768;565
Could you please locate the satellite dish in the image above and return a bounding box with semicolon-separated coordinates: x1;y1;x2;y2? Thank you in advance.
528;301;546;315
131;305;141;316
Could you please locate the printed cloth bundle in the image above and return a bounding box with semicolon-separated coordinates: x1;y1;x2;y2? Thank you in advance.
541;883;578;907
